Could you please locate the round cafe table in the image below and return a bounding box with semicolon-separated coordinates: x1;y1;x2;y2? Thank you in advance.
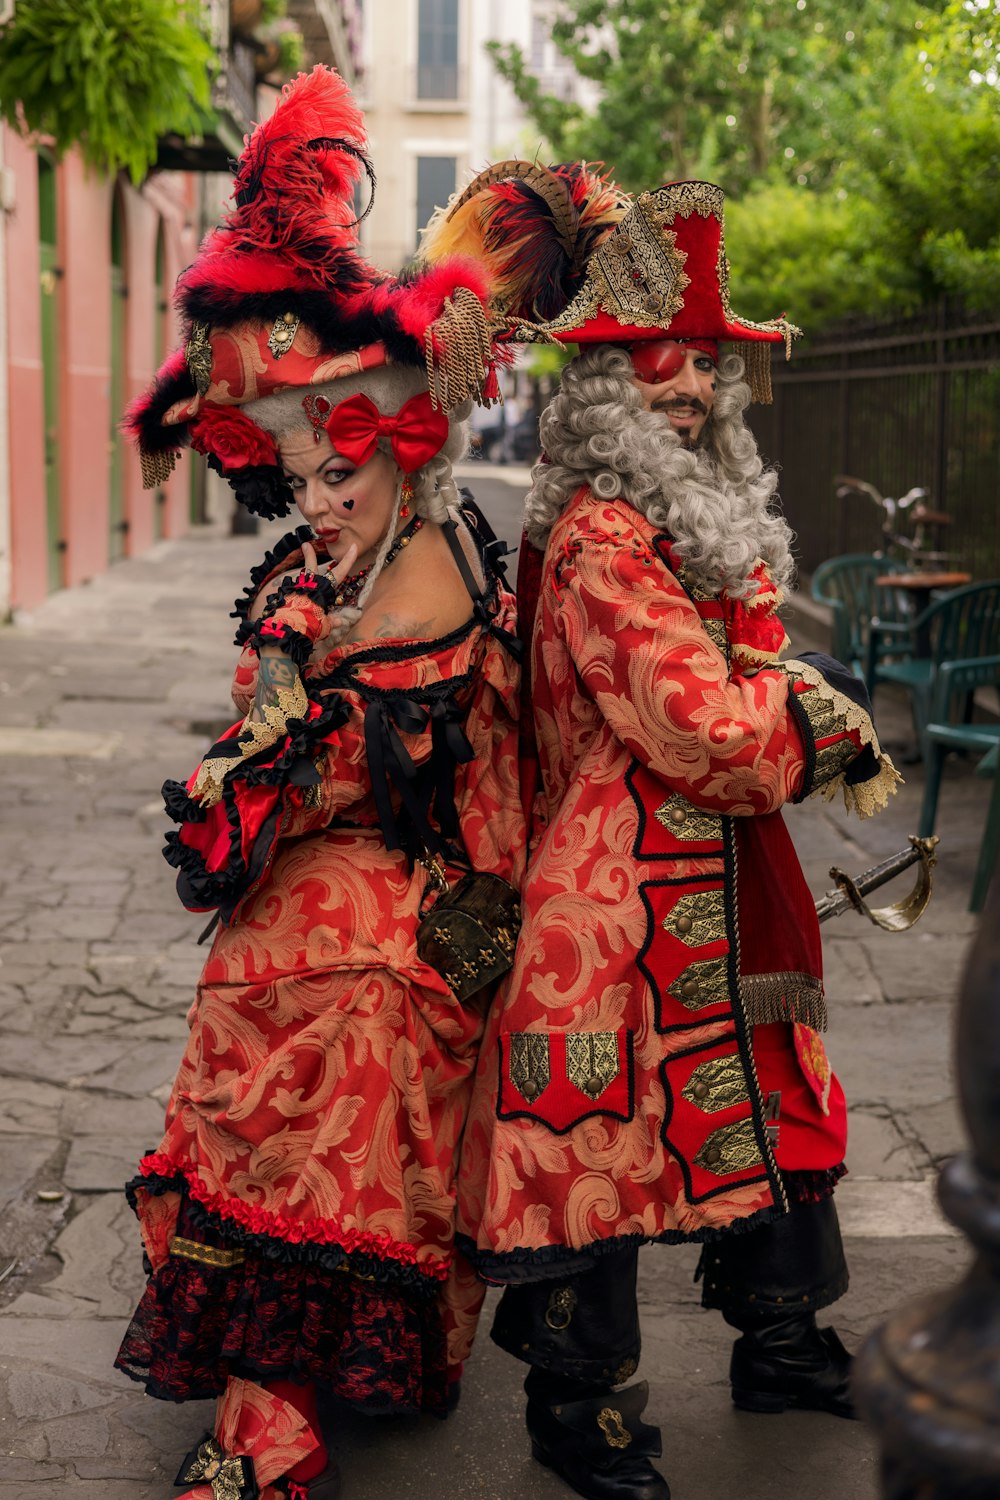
875;570;972;655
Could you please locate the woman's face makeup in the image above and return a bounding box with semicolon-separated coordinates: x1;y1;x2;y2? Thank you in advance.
629;339;718;442
279;429;399;569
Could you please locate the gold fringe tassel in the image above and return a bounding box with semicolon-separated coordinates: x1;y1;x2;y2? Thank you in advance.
424;287;494;411
740;340;773;404
139;447;178;490
741;973;828;1032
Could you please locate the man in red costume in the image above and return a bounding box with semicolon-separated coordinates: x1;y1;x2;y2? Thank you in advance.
425;172;900;1500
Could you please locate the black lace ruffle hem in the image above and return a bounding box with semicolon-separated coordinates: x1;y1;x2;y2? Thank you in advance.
115;1201;449;1416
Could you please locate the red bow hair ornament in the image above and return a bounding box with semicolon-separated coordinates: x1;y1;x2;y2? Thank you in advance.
308;391;450;474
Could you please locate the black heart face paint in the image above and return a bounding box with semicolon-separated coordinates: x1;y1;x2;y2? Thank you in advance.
342;497;355;511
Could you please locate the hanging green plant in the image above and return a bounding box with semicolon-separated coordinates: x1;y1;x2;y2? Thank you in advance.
0;0;216;184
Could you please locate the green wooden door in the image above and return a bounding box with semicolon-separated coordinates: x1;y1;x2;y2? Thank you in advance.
108;194;127;561
38;155;63;593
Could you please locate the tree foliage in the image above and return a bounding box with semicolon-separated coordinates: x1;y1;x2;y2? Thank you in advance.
490;0;1000;330
0;0;215;184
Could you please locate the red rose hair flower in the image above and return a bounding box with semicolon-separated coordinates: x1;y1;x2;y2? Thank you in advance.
189;404;278;471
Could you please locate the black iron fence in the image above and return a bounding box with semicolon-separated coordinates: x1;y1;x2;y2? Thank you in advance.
748;306;1000;580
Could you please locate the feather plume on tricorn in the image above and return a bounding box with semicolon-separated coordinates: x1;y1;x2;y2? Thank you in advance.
420;160;627;324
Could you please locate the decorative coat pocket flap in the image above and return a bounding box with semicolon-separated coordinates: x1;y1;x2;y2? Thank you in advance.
498;1028;634;1133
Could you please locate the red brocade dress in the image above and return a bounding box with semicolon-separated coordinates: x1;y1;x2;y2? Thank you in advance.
456;490;898;1279
115;523;525;1414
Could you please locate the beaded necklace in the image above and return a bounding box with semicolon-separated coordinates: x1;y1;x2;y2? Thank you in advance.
332;515;424;608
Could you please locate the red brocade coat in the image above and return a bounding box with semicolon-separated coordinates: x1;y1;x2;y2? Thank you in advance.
457;490;898;1278
116;525;526;1413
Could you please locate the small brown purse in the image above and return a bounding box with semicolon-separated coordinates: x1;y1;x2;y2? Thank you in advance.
416;857;522;1004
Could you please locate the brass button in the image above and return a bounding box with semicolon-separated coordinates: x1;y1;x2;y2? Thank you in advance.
521;1079;540;1101
585;1075;603;1098
610;234;633;255
681;979;700;999
675;914;693;934
704;1143;721;1164
643;292;665;313
692;1080;709;1099
670;806;687;825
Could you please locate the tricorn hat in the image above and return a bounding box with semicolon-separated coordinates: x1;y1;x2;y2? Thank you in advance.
423;170;798;402
127;66;505;516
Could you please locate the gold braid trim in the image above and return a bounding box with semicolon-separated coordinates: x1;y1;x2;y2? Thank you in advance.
169;1236;246;1269
190;677;310;809
425;287;494;411
783;657;903;818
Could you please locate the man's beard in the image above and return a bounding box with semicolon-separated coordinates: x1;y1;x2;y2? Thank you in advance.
650;397;710;450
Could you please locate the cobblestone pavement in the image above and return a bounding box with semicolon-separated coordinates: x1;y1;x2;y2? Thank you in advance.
0;466;991;1498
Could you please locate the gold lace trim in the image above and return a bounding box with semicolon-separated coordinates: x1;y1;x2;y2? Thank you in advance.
653;793;723;843
566;1031;620;1100
741;972;828;1031
185;319;213;396
190;677;310;809
694;1117;763;1175
784;658;903;818
509;1032;551;1102
662;889;726;947
667;956;731;1011
681;1053;749;1113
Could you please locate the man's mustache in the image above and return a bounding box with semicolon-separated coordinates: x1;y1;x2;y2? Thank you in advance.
651;396;709;415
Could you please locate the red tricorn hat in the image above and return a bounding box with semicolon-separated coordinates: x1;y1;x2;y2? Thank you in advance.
423;172;798;403
126;66;505;509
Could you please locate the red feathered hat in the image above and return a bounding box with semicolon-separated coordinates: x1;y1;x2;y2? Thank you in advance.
128;66;504;512
423;173;798;403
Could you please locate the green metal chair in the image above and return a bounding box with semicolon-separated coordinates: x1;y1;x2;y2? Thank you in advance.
810;554;911;686
917;655;1000;912
869;581;1000;754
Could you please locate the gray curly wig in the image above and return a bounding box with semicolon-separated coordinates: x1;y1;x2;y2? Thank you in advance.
525;345;794;598
245;366;471;639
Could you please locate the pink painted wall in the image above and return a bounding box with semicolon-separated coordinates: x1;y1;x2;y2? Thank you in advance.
4;127;49;610
4;142;200;606
61;156;113;588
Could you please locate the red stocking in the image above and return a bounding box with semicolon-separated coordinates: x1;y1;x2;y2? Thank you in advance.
263;1379;328;1484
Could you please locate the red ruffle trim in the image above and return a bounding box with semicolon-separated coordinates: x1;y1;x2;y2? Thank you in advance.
138;1151;452;1283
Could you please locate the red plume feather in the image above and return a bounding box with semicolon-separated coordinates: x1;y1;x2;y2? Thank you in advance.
212;66;371;279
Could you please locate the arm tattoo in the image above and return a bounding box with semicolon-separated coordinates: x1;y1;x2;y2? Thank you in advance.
250;650;299;721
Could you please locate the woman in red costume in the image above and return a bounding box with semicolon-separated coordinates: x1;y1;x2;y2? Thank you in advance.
114;69;524;1499
423;169;900;1500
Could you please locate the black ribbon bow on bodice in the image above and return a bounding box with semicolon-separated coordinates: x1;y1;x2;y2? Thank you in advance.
364;693;474;863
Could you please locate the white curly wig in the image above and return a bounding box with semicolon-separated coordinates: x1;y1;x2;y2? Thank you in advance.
524;345;794;598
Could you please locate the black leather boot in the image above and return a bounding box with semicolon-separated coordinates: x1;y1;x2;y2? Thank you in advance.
492;1249;669;1498
729;1310;855;1418
697;1195;856;1419
525;1372;671;1500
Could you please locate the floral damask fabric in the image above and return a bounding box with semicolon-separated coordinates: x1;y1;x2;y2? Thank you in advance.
457;491;874;1277
117;532;526;1409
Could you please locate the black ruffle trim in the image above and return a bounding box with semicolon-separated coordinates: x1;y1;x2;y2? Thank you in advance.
263;569;339;616
116;1194;449;1414
126;1172;441;1298
231;526;314;627
160;694;346;916
456;1197;789;1286
206;453;294;520
246;617;315;668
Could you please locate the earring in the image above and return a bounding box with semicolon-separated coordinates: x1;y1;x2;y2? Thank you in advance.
399;477;414;519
